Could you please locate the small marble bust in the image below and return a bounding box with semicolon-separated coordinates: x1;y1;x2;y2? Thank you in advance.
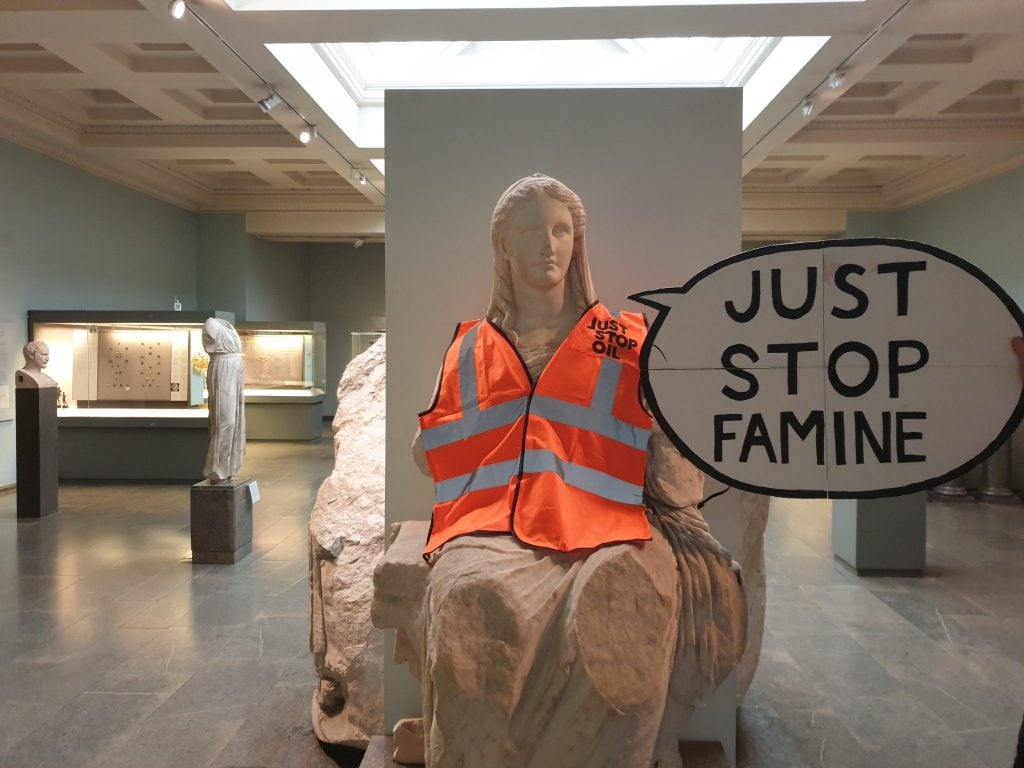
16;341;58;389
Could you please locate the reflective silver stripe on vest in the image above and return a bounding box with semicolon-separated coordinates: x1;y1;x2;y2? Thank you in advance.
420;397;528;450
434;458;519;504
530;396;650;450
590;356;622;414
521;449;643;505
458;323;480;412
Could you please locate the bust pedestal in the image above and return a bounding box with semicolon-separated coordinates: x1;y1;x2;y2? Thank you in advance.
190;478;254;564
15;385;58;519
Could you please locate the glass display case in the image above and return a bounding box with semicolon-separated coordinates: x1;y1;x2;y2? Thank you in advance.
237;321;326;395
29;310;234;411
27;310;234;481
236;321;327;441
351;331;385;358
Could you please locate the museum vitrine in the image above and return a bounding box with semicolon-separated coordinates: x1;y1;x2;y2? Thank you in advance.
236;321;327;441
28;310;235;411
237;321;326;395
27;310;235;481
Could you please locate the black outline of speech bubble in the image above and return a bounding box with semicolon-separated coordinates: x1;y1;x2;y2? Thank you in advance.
629;237;1024;499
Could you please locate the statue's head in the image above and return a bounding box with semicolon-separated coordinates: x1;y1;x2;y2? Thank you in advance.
487;174;596;328
22;341;49;371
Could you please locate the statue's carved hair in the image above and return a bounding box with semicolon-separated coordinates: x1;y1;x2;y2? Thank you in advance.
487;173;597;333
22;340;47;361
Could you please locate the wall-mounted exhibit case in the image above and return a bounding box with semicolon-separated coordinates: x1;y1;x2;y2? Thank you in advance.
351;331;384;359
237;321;326;441
29;310;234;480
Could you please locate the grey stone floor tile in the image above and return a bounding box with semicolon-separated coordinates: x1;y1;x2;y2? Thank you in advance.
770;704;881;768
83;704;253;768
118;589;210;630
735;697;811;768
778;634;903;697
1;689;168;768
799;584;922;635
955;725;1021;768
0;700;54;756
149;659;284;719
749;646;831;715
0;650;130;706
764;602;845;637
211;682;325;767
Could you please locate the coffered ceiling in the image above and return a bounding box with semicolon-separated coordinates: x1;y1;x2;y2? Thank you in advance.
0;0;1021;242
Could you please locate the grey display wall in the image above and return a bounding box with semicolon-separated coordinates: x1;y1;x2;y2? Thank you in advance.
0;138;385;486
383;86;742;727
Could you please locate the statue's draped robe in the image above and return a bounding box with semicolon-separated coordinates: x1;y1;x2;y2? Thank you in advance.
202;319;246;482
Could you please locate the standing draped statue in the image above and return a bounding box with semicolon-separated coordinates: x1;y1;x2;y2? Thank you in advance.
202;318;246;482
406;174;748;768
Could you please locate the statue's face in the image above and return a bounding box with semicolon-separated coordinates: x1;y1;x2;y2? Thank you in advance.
502;193;574;293
31;344;49;369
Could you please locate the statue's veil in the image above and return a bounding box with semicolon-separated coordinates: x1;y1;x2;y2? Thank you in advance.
486;173;598;336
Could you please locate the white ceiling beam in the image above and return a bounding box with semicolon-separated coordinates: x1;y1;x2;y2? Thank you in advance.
232;158;299;187
783;151;863;186
0;10;173;43
881;146;1024;208
787;119;1024;150
40;41;202;123
245;210;384;238
894;36;1024;117
215;2;898;44
741;208;847;237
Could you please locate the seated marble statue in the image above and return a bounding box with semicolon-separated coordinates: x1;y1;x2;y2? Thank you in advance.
202;318;246;482
409;174;746;768
16;341;57;389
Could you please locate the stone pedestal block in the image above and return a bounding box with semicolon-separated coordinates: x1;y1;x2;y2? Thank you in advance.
190;479;254;564
16;387;58;519
832;492;926;575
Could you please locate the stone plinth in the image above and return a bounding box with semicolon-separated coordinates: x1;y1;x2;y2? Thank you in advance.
832;492;926;575
190;479;254;564
16;387;58;519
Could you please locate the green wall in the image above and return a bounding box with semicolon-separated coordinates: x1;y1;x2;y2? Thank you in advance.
198;214;311;322
0;140;199;486
848;165;1024;305
309;242;386;415
848;165;1024;488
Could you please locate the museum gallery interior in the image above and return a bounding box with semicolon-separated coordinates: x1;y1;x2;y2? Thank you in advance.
1;1;1023;767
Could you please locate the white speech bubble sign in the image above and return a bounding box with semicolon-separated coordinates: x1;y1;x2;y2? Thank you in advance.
630;238;1024;499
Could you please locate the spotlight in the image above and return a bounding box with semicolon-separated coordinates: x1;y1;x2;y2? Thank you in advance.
353;238;365;249
827;70;846;90
168;0;186;19
298;126;317;144
800;99;814;118
359;174;367;185
257;93;282;113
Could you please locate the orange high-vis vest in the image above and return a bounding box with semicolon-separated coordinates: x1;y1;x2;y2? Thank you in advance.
419;302;654;559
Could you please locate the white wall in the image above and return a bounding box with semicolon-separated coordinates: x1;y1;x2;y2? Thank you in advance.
384;87;741;726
